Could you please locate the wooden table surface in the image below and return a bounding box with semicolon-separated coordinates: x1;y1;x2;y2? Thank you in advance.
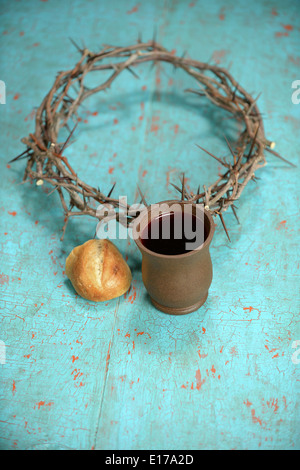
0;0;299;450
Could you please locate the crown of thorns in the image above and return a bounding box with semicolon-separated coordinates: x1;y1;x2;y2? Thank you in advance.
12;39;290;242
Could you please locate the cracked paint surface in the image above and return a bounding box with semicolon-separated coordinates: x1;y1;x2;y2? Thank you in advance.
0;0;299;451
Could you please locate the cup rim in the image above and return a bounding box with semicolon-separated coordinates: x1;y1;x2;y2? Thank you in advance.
132;199;215;259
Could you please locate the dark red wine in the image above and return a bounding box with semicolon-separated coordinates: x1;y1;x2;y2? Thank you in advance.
141;212;206;255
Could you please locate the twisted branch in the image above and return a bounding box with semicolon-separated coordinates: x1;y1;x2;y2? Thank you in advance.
13;40;289;241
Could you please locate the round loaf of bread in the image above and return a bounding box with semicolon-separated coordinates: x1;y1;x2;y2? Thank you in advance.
65;239;132;302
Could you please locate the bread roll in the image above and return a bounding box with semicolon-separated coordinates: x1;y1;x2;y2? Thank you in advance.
65;239;132;302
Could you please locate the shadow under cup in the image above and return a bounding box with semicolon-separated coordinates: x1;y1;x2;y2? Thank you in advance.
133;201;215;315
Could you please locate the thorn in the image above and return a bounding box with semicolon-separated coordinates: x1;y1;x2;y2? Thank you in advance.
265;147;297;168
196;144;229;168
246;92;262;116
59;121;78;155
247;124;260;158
60;215;69;242
181;172;185;201
126;66;140;79
231;205;240;224
63;96;74;105
224;135;237;166
47;185;59;197
137;185;148;207
218;212;231;242
107;182;116;198
9;148;30;163
169;182;182;194
69;37;83;53
196;184;201;204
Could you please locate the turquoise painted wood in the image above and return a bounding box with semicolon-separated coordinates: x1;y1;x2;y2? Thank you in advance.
0;0;299;450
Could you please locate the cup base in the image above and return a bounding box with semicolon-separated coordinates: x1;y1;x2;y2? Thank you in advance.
151;292;208;315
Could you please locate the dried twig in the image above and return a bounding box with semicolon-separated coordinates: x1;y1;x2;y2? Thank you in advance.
12;40;288;240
